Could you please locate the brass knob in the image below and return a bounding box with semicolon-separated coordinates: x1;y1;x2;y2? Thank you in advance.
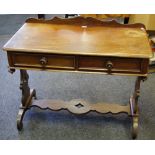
106;61;113;70
40;57;48;66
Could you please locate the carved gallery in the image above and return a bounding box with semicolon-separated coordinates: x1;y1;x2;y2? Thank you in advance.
0;14;155;140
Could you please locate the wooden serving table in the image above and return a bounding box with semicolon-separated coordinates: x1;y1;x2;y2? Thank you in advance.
3;17;152;139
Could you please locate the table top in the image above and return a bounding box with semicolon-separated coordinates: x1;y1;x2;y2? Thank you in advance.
3;17;153;58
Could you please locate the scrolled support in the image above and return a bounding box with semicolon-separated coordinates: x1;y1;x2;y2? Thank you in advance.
17;70;37;131
20;70;30;107
132;115;139;139
130;76;147;139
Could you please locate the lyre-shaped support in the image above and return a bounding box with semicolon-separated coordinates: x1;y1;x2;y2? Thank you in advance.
17;70;36;130
130;76;146;139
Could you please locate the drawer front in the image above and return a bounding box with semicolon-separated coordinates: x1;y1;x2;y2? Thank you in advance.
9;53;75;70
8;52;149;75
78;56;148;74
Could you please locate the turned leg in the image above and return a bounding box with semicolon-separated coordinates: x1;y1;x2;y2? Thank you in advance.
130;76;146;139
17;70;37;131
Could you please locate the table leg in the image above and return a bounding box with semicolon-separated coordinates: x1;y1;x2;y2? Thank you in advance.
17;70;37;131
130;76;146;139
14;69;147;138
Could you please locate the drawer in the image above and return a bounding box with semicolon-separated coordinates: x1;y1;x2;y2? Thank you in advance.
78;56;148;74
9;53;75;70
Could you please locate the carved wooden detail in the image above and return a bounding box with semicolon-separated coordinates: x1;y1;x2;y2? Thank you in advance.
17;70;36;130
20;70;30;107
26;16;146;29
29;99;131;115
15;70;146;139
17;98;131;131
8;53;149;76
129;76;146;139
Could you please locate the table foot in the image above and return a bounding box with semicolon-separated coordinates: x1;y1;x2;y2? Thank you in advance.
17;106;24;131
130;95;139;139
132;115;139;139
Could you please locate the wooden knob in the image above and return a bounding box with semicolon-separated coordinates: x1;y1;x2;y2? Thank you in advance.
40;57;48;65
106;61;113;70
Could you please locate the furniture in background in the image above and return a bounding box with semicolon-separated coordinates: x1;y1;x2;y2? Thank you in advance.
129;14;155;30
3;17;152;139
129;14;155;72
38;14;45;19
65;14;78;18
80;14;130;24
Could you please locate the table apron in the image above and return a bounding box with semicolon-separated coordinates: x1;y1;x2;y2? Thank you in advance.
7;52;149;76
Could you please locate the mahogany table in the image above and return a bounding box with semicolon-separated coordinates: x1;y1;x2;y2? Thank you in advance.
3;17;152;139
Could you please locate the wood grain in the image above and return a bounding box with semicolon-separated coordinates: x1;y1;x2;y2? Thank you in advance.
7;52;149;75
30;99;131;115
3;17;150;138
3;17;152;59
26;16;142;28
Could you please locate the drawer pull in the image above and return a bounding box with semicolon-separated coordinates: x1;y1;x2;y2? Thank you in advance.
106;61;113;71
40;57;48;66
